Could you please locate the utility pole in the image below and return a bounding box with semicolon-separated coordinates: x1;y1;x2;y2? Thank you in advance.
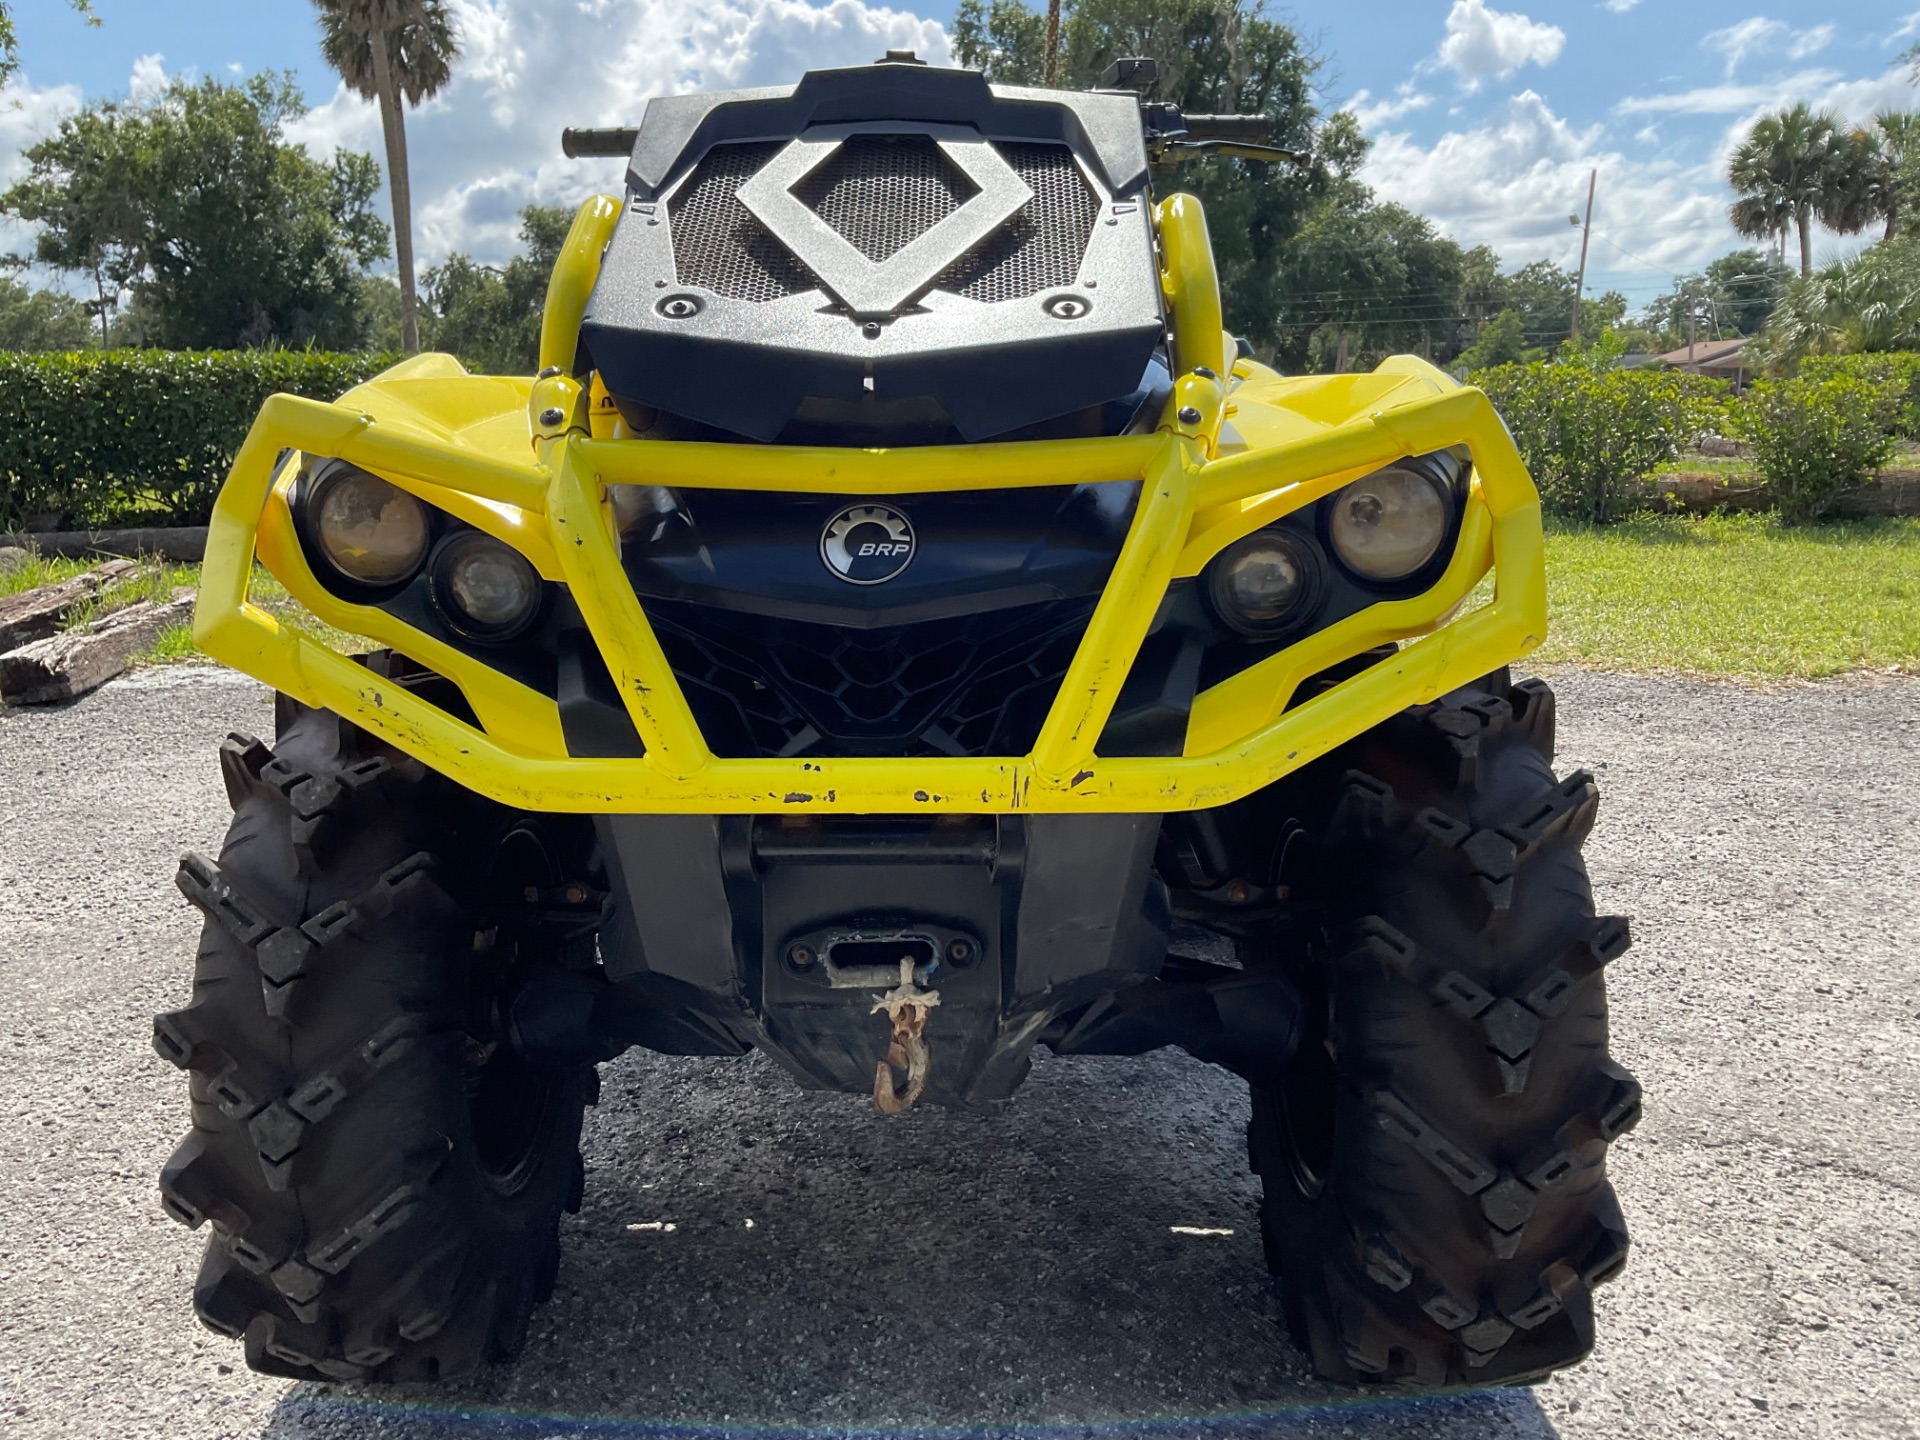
1570;168;1596;344
1045;0;1061;85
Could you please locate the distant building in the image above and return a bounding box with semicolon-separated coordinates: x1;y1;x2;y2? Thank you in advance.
1656;337;1752;389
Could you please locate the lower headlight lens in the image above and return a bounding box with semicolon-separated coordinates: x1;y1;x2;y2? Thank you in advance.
433;531;542;639
1328;465;1450;581
1206;530;1323;636
310;464;430;587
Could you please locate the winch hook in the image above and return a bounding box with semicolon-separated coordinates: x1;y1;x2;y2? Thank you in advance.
870;958;940;1115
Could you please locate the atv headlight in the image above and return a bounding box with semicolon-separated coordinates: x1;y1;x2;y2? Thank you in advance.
431;530;543;640
1205;529;1324;637
1327;464;1451;583
307;461;430;588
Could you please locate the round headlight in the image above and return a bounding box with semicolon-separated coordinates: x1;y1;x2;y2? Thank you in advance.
1206;529;1324;637
432;531;542;640
309;463;430;587
1327;465;1451;582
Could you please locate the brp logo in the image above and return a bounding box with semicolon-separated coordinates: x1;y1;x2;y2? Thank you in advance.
821;504;916;585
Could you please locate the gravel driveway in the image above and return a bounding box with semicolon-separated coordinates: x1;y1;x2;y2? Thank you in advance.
1;667;1915;1440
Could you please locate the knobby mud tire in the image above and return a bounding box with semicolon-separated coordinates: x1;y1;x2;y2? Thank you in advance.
152;698;593;1382
1249;674;1641;1387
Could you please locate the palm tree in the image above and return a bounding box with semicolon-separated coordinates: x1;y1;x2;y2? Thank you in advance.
1728;104;1843;279
1749;239;1920;365
1872;110;1920;239
314;0;459;354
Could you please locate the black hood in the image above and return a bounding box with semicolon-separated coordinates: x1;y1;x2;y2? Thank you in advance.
578;61;1166;446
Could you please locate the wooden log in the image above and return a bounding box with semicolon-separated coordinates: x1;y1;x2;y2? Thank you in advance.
0;527;208;562
0;592;195;705
0;559;141;652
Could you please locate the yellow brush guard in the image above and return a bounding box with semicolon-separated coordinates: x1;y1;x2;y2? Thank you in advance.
193;194;1545;814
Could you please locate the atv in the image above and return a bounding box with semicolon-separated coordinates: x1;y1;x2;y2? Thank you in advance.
153;54;1639;1390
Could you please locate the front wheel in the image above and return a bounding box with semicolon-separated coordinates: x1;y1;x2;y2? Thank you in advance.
153;698;597;1382
1250;675;1640;1387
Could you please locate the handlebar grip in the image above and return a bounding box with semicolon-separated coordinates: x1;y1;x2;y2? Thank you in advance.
562;127;640;158
1179;114;1272;143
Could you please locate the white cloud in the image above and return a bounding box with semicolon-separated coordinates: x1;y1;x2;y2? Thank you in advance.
1344;87;1433;127
1431;0;1564;90
1615;68;1841;116
1617;64;1910;130
1600;0;1643;11
128;52;170;104
1701;18;1833;79
287;0;951;267
1358;90;1732;277
1891;10;1920;44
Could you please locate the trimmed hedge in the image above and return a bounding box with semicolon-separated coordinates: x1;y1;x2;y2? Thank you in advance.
1799;353;1920;439
1471;359;1731;523
0;350;396;530
1736;369;1904;523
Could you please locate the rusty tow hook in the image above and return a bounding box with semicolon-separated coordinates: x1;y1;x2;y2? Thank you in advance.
871;958;940;1115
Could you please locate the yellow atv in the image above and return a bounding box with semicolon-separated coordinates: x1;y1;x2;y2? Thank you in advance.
153;55;1639;1390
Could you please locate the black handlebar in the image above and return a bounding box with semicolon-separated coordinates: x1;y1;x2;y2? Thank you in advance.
1178;114;1273;144
561;127;639;158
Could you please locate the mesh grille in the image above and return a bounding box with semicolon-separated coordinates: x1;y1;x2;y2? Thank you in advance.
937;143;1100;303
667;138;1100;306
792;135;977;262
667;142;812;303
644;598;1096;759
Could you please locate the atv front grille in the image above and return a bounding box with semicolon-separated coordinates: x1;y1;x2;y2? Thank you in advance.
668;138;1100;305
642;598;1098;758
935;143;1102;303
667;142;813;303
793;134;975;262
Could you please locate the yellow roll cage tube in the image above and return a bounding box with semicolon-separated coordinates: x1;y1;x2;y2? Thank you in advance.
193;193;1546;815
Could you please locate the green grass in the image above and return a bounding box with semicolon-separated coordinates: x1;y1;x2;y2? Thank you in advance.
1537;513;1920;679
9;516;1920;683
1;552;367;669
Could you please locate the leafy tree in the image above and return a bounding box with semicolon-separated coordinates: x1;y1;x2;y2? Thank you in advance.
1279;199;1469;370
1644;249;1793;348
1728;105;1854;279
1;74;390;349
315;0;461;354
954;0;1338;365
1499;259;1578;348
0;270;92;351
1454;307;1528;372
0;0;95;85
422;206;570;373
0;105;142;344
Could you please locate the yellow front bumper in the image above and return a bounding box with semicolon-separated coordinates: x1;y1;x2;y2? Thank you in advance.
193;351;1544;815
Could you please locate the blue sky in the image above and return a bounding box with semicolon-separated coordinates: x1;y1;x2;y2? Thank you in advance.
4;0;1917;314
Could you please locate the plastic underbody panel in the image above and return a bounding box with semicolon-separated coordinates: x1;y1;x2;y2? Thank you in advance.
594;811;1172;1109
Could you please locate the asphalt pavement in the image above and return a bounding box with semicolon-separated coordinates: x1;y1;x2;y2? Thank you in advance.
0;666;1915;1440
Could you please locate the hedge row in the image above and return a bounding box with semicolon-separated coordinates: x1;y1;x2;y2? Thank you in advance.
1474;352;1916;524
0;350;396;530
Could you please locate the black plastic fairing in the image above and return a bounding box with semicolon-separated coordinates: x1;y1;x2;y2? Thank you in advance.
622;65;1151;201
616;480;1139;627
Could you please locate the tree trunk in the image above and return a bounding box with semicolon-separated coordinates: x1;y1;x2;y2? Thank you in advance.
1796;205;1812;280
369;31;418;354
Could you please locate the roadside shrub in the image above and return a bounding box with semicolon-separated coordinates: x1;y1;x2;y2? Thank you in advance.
1798;353;1920;440
0;349;396;531
1736;370;1904;523
1472;359;1731;523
